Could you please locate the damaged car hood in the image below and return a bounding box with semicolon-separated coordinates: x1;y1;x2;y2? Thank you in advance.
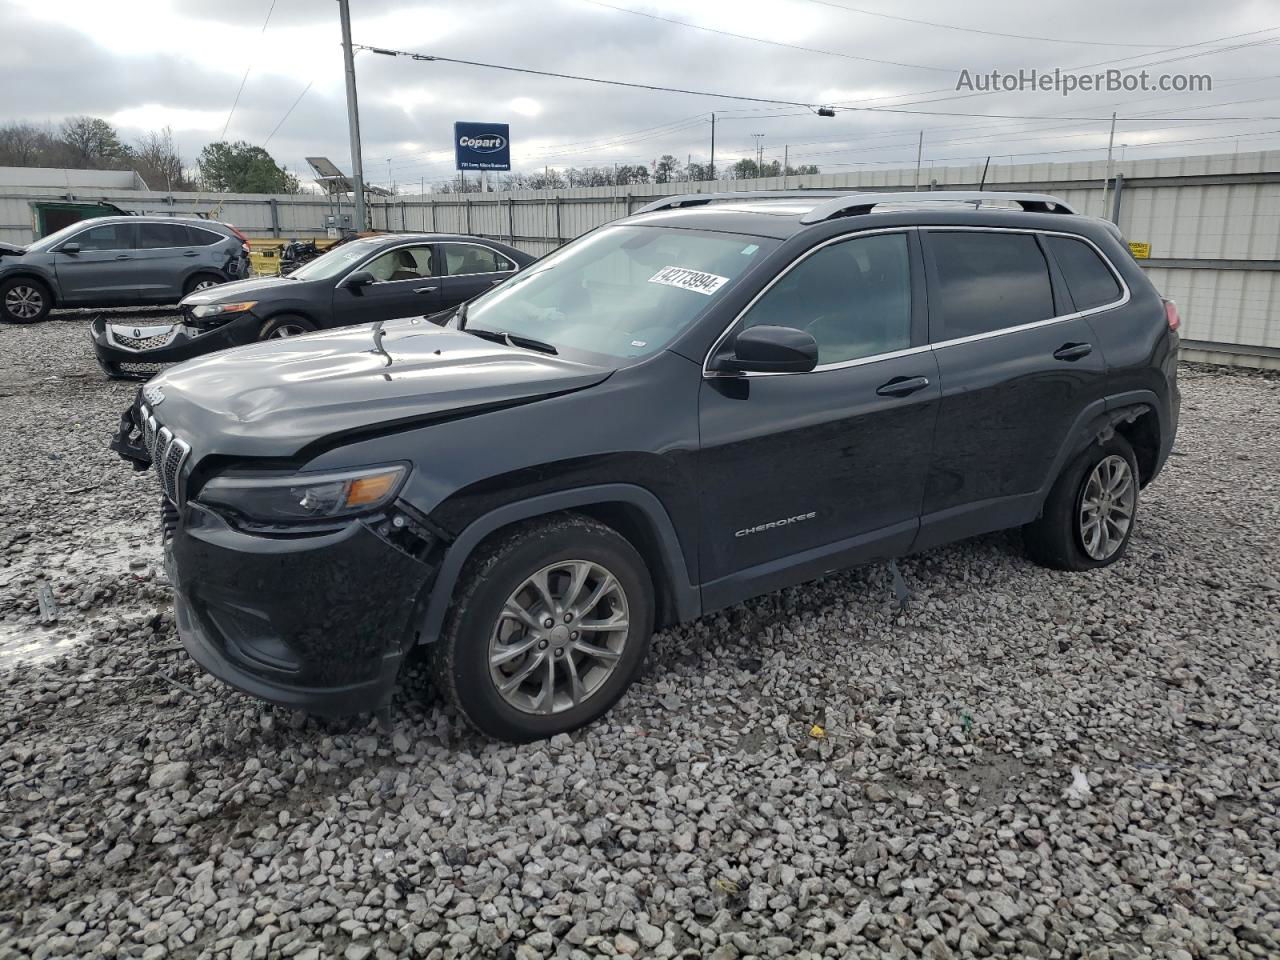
146;318;613;458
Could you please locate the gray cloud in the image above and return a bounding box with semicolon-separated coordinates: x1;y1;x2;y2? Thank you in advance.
2;0;1276;189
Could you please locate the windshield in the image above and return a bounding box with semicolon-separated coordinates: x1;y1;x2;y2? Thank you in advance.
289;237;386;281
462;225;776;361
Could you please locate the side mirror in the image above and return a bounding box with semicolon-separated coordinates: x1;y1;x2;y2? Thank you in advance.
714;325;818;374
60;242;80;255
345;270;375;290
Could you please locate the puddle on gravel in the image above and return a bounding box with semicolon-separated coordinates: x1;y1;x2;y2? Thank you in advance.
0;521;164;669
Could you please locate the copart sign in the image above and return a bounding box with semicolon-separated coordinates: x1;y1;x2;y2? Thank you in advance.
454;122;511;171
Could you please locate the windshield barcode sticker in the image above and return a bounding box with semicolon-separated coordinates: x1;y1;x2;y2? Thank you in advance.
648;266;729;296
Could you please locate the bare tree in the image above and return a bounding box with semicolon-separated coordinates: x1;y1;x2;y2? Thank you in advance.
0;123;56;167
133;127;193;190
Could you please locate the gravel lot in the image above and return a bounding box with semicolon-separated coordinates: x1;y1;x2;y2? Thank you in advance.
1;317;1278;960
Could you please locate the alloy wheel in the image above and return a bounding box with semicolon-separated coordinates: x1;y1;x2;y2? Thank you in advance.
4;285;43;320
192;279;220;292
488;559;630;715
1078;454;1136;560
268;323;308;338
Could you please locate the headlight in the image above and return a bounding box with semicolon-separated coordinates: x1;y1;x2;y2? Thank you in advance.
190;300;257;319
197;465;407;524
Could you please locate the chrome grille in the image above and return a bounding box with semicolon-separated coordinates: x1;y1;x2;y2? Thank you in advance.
114;330;177;351
139;408;190;505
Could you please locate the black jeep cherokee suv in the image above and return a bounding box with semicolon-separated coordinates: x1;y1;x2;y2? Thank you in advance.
111;190;1180;742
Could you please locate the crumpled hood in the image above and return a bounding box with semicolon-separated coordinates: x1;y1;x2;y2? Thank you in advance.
180;274;313;305
0;241;26;256
147;317;612;459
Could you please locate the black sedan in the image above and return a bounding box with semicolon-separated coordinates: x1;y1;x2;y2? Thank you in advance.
90;233;534;378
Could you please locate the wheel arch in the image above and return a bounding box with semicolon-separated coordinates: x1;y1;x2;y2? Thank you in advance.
419;484;700;647
1;270;58;306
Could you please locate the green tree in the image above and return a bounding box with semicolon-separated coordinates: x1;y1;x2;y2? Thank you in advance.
198;141;300;193
654;154;681;184
59;116;131;169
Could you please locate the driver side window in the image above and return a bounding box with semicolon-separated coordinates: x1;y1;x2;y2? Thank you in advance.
742;232;911;366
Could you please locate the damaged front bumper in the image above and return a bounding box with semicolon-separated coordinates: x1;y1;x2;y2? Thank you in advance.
90;311;262;380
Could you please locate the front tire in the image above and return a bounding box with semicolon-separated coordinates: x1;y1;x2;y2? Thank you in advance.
1;277;52;324
258;314;316;340
1024;434;1140;571
433;515;655;742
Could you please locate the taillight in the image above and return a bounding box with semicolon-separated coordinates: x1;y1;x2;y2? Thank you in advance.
1162;298;1181;332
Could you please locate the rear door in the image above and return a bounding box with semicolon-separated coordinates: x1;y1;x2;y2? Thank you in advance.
52;222;141;303
697;229;940;610
436;242;519;307
133;221;199;300
330;242;441;326
915;228;1111;550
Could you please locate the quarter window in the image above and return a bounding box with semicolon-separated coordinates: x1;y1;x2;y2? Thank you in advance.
928;232;1055;339
1044;235;1122;311
440;243;514;276
136;222;192;249
741;232;912;366
70;223;134;251
188;227;224;246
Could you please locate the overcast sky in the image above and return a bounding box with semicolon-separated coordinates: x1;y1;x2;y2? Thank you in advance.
3;0;1278;191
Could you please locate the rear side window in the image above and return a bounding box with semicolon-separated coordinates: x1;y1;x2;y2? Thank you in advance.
136;222;192;249
188;227;225;246
72;223;134;251
928;232;1055;339
742;232;912;365
1045;235;1122;311
440;243;514;276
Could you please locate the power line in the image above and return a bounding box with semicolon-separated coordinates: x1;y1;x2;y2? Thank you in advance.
219;0;278;142
795;0;1175;47
263;80;313;147
356;45;1280;121
580;0;957;73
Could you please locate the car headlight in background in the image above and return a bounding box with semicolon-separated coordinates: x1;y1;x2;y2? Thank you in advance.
197;464;407;524
189;300;257;319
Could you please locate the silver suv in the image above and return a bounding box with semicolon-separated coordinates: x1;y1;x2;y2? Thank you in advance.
0;216;251;324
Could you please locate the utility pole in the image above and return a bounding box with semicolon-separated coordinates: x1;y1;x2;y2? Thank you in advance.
914;130;924;191
709;113;716;182
783;144;789;181
338;0;367;231
386;158;393;196
1101;111;1117;218
752;133;765;171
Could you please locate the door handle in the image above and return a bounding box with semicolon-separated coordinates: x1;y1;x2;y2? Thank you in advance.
182;251;198;257
1053;342;1093;361
413;286;438;294
876;375;930;398
114;254;131;260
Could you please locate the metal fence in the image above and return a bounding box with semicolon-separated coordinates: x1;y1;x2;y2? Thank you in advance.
370;150;1280;369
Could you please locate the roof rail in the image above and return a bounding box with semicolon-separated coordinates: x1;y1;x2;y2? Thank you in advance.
632;189;853;216
798;191;1076;223
632;189;1076;221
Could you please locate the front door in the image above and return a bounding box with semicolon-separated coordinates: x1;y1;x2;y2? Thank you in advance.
331;243;442;326
915;228;1110;550
53;222;142;303
697;230;940;611
435;242;519;308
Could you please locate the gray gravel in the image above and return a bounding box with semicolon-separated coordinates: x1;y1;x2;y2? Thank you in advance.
2;318;1278;960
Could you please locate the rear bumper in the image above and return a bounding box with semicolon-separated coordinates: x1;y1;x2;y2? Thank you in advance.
166;503;437;717
90;312;262;379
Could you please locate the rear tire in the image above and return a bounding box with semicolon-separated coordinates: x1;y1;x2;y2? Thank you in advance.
432;515;655;742
1;277;52;324
258;314;316;340
1024;434;1139;571
183;273;224;296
